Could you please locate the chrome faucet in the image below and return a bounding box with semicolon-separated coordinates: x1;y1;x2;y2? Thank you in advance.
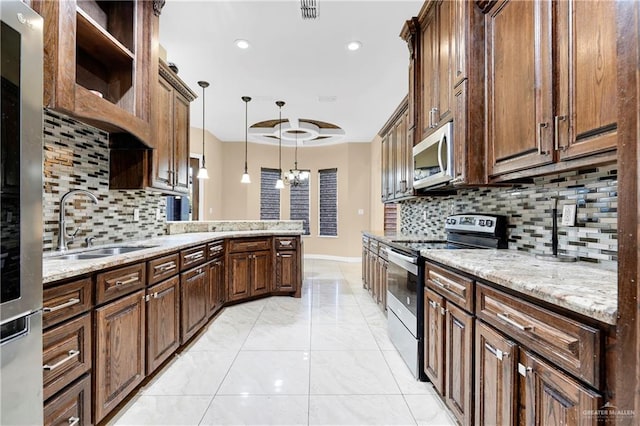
57;189;99;251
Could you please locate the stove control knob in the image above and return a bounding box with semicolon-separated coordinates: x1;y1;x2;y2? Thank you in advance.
478;220;485;226
486;219;494;227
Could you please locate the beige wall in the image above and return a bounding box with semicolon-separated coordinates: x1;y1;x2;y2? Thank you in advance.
189;130;376;258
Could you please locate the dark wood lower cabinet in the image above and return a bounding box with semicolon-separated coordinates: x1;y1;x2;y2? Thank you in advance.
94;290;146;423
475;320;517;426
275;250;297;292
207;257;225;316
180;264;209;344
520;350;601;426
424;288;445;394
228;250;273;300
445;302;474;426
44;374;92;426
146;276;181;373
251;250;272;296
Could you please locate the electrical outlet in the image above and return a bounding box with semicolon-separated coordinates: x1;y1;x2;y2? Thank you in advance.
423;211;427;221
156;208;162;221
133;208;140;222
561;204;576;226
357;209;364;215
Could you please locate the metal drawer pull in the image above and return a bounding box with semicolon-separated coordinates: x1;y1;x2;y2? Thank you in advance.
154;261;176;272
115;276;139;286
429;300;438;309
497;313;533;331
280;240;292;246
43;350;80;371
432;277;447;289
43;298;80;313
484;342;507;361
184;252;204;260
68;417;80;426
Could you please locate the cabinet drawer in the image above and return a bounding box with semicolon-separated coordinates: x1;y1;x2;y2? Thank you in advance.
147;253;180;285
96;263;146;305
275;237;297;250
43;313;92;401
208;241;224;259
180;245;207;270
228;238;271;253
44;373;91;426
43;278;93;329
426;263;474;312
476;283;601;388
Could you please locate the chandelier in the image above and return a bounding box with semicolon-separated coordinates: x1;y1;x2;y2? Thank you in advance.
285;132;309;187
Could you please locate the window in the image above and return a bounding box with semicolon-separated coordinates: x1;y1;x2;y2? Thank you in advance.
289;173;310;235
318;168;338;236
260;168;280;220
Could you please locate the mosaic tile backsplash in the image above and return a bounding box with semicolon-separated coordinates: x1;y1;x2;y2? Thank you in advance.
400;165;618;270
42;110;166;251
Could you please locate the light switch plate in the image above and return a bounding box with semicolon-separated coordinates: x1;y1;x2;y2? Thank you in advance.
133;208;140;222
358;209;364;215
561;204;576;226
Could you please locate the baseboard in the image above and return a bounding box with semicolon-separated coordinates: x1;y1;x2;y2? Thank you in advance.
303;254;361;263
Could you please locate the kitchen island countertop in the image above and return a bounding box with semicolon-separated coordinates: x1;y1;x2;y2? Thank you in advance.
43;230;303;284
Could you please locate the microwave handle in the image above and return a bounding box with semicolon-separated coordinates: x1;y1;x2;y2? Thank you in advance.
437;132;446;174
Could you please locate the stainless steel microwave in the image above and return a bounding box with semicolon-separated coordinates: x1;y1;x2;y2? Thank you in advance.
412;121;454;190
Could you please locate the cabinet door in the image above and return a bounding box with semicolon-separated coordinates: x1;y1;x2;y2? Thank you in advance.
146;276;180;373
207;258;224;316
381;259;388;311
380;135;389;201
94;290;146;423
420;6;437;139
486;0;553;176
275;250;297;292
173;92;190;191
475;321;517;426
394;118;407;197
43;373;91;426
228;253;251;301
424;288;445;394
180;265;208;344
556;0;617;160
520;350;601;426
251;250;272;296
153;76;174;190
444;303;473;426
435;0;454;126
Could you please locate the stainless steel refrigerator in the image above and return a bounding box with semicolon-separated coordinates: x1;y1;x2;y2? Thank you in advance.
0;2;44;424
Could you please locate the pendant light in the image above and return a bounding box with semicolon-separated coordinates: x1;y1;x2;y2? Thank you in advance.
275;100;285;189
241;96;252;183
196;80;210;179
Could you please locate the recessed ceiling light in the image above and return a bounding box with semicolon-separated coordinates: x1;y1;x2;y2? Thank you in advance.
347;41;362;51
235;39;250;49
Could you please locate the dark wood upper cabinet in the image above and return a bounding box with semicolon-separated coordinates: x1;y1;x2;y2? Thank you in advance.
484;0;617;180
379;97;412;202
32;0;156;145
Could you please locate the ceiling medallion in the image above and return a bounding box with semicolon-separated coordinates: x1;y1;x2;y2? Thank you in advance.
249;118;345;145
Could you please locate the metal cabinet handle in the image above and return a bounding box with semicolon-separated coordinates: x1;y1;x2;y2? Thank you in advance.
67;417;80;426
440;306;447;316
43;298;80;313
432;277;447;289
554;115;567;151
432;107;439;127
497;312;533;331
538;122;549;155
184;252;204;260
280;240;292;247
428;300;438;309
115;276;139;286
154;261;176;272
43;350;80;371
484;342;508;361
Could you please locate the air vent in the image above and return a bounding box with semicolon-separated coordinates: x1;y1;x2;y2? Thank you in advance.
301;0;318;19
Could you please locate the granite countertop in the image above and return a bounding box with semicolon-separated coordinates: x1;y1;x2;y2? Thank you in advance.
43;230;303;284
363;230;444;243
363;231;617;325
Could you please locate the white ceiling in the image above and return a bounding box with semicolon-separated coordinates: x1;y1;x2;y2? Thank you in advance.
159;0;422;145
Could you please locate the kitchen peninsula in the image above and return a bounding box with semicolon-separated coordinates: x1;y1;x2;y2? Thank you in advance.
42;221;303;424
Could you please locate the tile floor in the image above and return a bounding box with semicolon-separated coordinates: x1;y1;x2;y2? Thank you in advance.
110;259;457;426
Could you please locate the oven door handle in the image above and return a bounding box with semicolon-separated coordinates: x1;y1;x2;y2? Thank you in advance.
386;249;418;275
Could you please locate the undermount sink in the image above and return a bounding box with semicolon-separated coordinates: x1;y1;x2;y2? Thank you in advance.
47;246;156;261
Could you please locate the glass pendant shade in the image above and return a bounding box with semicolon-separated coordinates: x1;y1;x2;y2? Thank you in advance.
275;100;285;190
241;172;251;183
241;96;251;184
197;167;209;180
275;178;285;189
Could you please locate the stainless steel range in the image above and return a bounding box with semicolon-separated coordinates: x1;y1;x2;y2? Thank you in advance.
386;214;508;380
